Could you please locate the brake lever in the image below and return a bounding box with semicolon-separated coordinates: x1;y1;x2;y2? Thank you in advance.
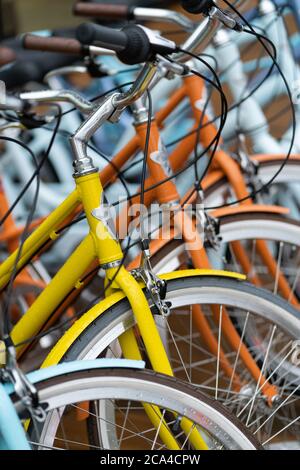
18;112;55;130
85;58;117;78
20;89;94;114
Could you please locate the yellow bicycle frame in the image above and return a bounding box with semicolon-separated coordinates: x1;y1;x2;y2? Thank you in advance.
0;169;243;360
0;166;246;449
0;172;167;375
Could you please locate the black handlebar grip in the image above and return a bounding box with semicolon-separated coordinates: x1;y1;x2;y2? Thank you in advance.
181;0;214;14
76;23;152;65
76;22;128;52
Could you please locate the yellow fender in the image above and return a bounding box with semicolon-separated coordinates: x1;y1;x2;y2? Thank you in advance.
42;269;245;367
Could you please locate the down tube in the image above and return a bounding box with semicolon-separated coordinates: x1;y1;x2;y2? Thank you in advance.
11;234;96;357
0;190;79;290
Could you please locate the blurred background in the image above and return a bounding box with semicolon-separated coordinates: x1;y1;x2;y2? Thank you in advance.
0;0;182;37
0;0;85;37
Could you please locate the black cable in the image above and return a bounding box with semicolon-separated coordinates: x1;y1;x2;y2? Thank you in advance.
1;11;290;346
1;105;63;341
240;4;290;132
111;117;226;208
3;51;217;347
114;67;140;75
0;83;137;327
7;186;137;352
35;92;158;339
198;52;219;70
0;27;253;258
0;127;133;238
163;33;277;150
48;66;222;331
60;130;133;204
37;123;133;198
10;5;296;346
175;49;228;189
197;0;296;209
217;11;283;81
193;84;212;189
56;213;86;234
49;51;226;232
107;60;228;209
0;48;278;198
1;75;224;298
108;24;293;211
233;16;278;138
140;91;152;209
2;170;40;339
12;28;268;237
0;53;225;345
0;138;40;228
0;90;141;348
113;10;284;203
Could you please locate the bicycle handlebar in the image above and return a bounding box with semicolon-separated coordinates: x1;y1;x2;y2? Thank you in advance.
73;2;195;31
22;34;116;59
76;23;176;65
20;89;94;113
73;2;132;20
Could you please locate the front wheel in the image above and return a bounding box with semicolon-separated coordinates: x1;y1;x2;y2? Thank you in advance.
21;367;260;450
45;274;300;447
